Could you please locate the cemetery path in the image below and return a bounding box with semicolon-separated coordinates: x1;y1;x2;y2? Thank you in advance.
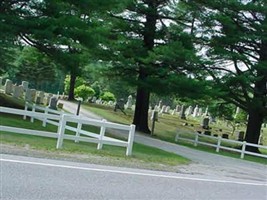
59;100;267;184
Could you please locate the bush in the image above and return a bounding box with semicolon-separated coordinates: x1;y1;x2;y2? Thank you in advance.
74;85;95;101
100;91;116;102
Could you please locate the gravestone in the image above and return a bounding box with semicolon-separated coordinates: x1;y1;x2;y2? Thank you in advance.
108;101;114;106
160;105;166;114
31;89;37;102
125;95;133;109
186;106;193;116
192;105;199;117
237;131;245;141
175;105;181;112
38;91;45;104
43;93;52;105
4;79;13;94
165;106;170;113
25;89;32;102
91;96;97;103
21;81;29;91
201;117;210;129
179;105;186;119
35;96;41;104
12;85;23;98
49;96;58;110
158;100;162;109
114;98;126;115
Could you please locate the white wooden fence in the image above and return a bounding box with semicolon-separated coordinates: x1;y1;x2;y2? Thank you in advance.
0;104;135;156
175;132;267;159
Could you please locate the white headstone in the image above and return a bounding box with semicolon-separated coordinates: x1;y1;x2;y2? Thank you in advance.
192;105;199;117
125;95;133;109
158;100;162;109
186;106;193;116
31;89;37;102
25;89;32;102
38;91;45;104
12;85;23;98
160;105;166;114
165;106;170;113
4;79;13;95
175;105;181;112
21;81;29;91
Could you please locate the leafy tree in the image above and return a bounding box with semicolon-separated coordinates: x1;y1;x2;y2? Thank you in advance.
74;85;95;101
185;0;267;152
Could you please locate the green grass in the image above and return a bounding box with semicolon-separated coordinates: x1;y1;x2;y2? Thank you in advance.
82;103;267;165
0;113;189;167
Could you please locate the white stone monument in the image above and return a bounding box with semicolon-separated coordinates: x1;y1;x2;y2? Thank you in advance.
4;79;13;95
21;81;29;91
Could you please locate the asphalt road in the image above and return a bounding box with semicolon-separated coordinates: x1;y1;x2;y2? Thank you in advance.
1;154;266;200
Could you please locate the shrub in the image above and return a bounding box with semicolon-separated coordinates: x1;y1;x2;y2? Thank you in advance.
74;85;95;101
100;91;116;102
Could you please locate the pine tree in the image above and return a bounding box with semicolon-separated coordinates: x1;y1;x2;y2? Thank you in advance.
185;0;267;152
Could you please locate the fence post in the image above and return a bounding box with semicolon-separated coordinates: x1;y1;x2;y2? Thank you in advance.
97;119;106;150
42;107;48;127
241;141;246;159
30;104;36;123
56;114;67;149
216;136;222;152
194;133;199;147
23;103;28;120
75;117;82;143
126;124;136;156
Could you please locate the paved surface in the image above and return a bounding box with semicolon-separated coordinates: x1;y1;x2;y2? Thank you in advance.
1;154;266;200
58;100;267;185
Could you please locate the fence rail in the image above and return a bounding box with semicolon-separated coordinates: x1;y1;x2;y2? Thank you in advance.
175;131;267;159
1;104;135;156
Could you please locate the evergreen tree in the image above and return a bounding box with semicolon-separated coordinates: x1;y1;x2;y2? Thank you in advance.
1;0;120;100
105;0;202;133
185;0;267;152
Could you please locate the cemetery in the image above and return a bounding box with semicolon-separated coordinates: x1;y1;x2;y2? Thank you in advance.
0;76;267;163
1;2;267;199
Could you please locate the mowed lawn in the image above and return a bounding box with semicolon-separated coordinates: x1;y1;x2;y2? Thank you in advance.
0;112;190;169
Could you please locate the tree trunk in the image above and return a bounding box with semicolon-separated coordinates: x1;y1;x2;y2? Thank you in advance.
245;62;266;152
68;72;76;101
132;1;157;133
245;108;263;153
133;83;151;133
